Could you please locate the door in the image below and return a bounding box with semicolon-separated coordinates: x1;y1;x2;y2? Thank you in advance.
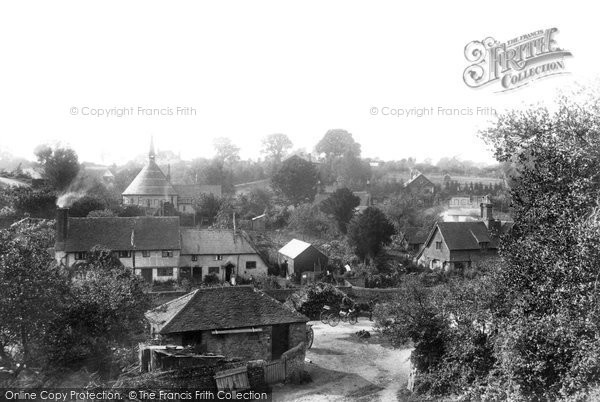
271;324;289;360
141;268;153;282
192;266;202;284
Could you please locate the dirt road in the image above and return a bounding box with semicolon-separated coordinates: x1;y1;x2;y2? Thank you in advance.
272;319;412;401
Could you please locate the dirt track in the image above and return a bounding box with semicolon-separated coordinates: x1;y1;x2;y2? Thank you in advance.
272;319;412;401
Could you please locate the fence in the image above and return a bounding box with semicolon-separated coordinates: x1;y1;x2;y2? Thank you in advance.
214;366;250;391
264;359;286;384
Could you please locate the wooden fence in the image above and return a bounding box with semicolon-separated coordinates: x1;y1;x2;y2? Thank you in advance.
264;359;286;384
214;366;250;390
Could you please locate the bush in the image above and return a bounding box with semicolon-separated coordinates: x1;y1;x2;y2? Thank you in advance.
202;273;220;286
285;282;349;319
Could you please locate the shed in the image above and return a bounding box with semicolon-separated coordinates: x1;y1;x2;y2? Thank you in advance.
278;239;328;277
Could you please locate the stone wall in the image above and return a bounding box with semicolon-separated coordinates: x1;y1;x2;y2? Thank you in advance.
281;341;306;382
288;323;307;349
202;327;272;361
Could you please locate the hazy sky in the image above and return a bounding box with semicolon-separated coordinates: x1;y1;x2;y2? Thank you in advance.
0;1;596;165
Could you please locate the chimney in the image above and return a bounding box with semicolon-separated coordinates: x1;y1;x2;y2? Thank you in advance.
480;202;492;220
56;208;69;248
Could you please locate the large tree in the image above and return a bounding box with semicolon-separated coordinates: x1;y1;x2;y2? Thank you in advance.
475;93;600;399
34;144;80;191
261;133;293;165
315;129;361;159
0;220;68;368
320;187;360;233
46;247;150;372
271;155;319;205
213;137;240;164
347;207;395;262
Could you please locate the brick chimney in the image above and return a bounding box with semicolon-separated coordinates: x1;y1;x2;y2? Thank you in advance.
56;208;69;249
480;202;493;221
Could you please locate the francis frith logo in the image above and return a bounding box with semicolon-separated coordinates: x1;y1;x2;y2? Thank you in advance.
463;28;572;92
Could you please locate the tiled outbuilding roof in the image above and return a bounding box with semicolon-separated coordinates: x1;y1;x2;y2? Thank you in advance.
58;216;181;252
180;229;259;255
146;286;308;334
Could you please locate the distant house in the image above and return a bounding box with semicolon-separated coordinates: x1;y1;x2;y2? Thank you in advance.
278;239;328;277
145;286;309;361
54;209;181;283
83;165;115;186
417;203;512;271
404;170;435;194
174;184;222;215
179;229;268;283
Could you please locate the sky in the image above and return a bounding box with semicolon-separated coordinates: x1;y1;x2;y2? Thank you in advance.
0;1;596;166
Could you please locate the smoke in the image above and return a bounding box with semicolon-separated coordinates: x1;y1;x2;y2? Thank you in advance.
56;167;107;207
56;190;87;208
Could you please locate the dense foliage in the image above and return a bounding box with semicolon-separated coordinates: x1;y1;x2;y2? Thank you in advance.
347;207;395;262
285;282;350;319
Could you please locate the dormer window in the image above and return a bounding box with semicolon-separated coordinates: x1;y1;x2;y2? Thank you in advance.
480;242;489;250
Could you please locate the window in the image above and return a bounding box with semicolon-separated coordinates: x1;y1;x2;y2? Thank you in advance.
435;241;442;250
214;255;223;261
157;267;173;277
162;250;173;258
191;255;198;262
142;250;151;257
118;250;131;258
208;266;219;274
74;252;87;260
246;261;257;269
182;205;186;212
480;242;489;250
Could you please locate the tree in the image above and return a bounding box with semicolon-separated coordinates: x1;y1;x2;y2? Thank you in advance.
0;220;68;368
287;203;336;238
46;246;150;372
69;195;108;217
476;92;600;399
315;129;361;159
320;188;360;233
34;144;80;191
194;193;224;225
271;155;319;205
261;133;293;164
213;137;240;164
347;207;395;262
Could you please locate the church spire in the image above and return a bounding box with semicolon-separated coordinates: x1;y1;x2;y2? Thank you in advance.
149;136;155;161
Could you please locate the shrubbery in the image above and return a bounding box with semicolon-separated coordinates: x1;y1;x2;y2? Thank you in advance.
285;282;350;319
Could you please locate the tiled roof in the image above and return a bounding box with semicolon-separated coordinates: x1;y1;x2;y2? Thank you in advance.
58;216;181;252
435;221;494;250
278;239;312;259
146;286;308;334
180;229;258;255
174;184;222;199
405;173;434;188
122;159;178;196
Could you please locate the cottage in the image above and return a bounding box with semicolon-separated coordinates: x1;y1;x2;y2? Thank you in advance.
54;208;181;282
278;239;328;277
145;286;309;361
179;229;268;283
416;203;512;271
404;170;435;194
